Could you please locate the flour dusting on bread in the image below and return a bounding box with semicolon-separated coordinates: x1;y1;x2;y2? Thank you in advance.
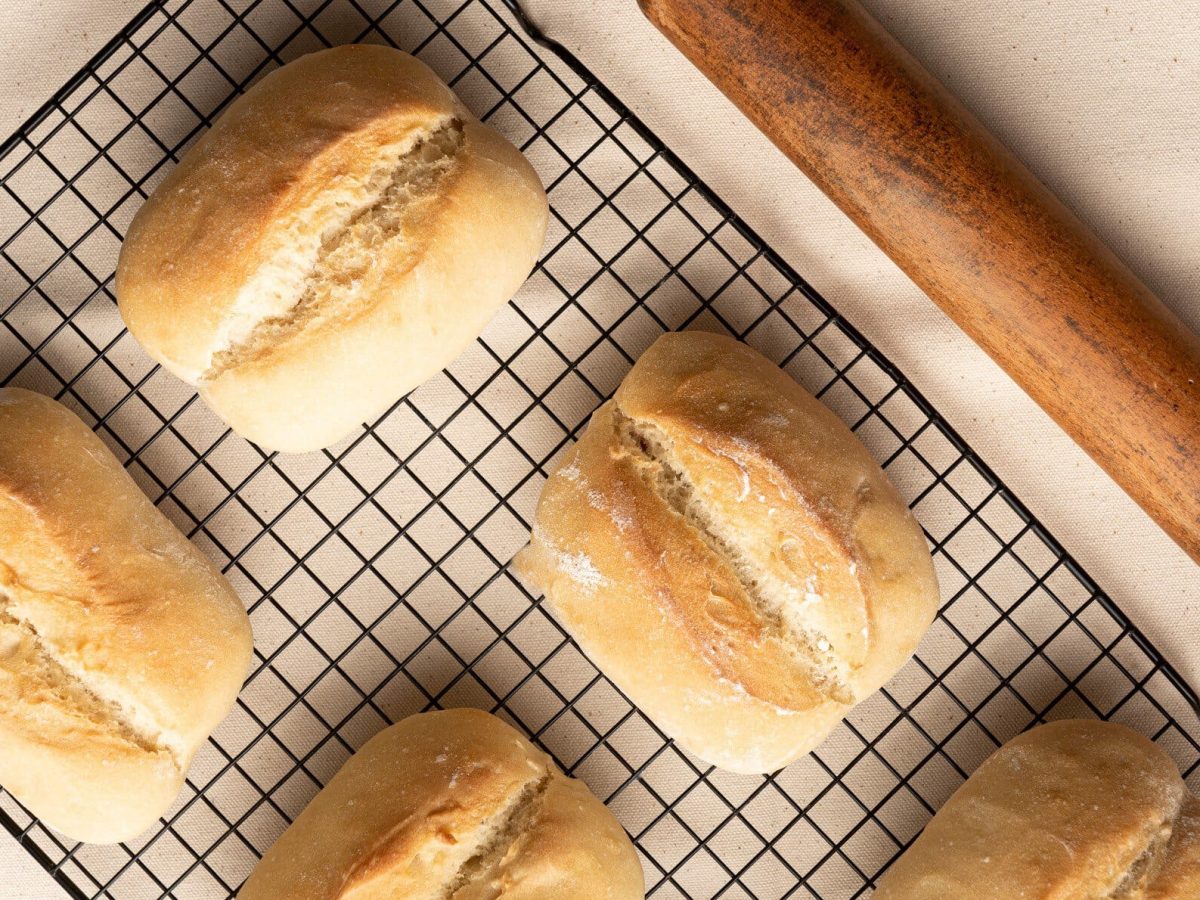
512;332;938;773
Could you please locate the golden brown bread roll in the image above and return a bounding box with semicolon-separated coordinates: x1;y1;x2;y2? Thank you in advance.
512;331;939;773
1150;796;1200;899
239;708;644;899
874;719;1200;898
116;44;548;453
0;388;253;843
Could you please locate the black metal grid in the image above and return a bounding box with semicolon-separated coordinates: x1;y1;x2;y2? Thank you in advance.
0;0;1196;896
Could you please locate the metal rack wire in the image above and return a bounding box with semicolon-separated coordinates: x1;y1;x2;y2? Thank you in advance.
0;0;1196;897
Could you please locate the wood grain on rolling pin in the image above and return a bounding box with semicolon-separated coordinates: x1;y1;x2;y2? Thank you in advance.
639;0;1200;563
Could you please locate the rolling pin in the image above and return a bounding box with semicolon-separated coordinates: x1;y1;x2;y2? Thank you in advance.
638;0;1200;564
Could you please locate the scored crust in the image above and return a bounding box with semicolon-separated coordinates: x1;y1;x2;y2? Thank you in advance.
0;388;252;842
513;331;939;773
238;709;644;899
116;45;548;452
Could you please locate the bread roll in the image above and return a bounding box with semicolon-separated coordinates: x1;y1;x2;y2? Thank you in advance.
239;708;644;899
512;331;939;773
0;388;253;843
874;719;1200;898
116;45;548;453
1150;796;1200;899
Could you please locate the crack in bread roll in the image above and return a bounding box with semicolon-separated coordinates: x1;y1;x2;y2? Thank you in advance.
513;331;939;773
0;607;181;762
116;45;548;453
611;406;859;704
0;388;253;844
238;709;644;899
206;117;467;381
874;719;1200;899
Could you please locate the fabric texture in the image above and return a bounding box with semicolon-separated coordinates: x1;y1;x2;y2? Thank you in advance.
0;0;1196;895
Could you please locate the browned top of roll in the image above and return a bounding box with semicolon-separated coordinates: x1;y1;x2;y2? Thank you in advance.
238;708;644;899
875;719;1199;898
116;45;547;452
0;388;252;842
514;331;938;773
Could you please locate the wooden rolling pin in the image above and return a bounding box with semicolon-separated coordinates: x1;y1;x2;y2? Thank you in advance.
638;0;1200;564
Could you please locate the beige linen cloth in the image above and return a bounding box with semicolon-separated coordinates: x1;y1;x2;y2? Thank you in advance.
0;0;1196;896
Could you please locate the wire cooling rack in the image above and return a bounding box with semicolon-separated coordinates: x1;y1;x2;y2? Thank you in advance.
0;0;1197;897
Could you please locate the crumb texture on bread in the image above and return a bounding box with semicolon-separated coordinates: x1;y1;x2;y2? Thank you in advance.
874;720;1200;899
512;331;939;773
612;406;855;704
0;600;180;762
432;771;553;899
239;709;644;899
0;388;252;843
206;117;466;380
